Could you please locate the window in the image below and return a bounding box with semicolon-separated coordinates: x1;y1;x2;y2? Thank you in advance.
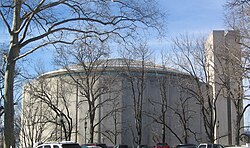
217;145;224;148
198;145;206;148
62;144;81;148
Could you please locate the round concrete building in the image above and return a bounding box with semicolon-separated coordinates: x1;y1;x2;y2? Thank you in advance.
20;58;204;148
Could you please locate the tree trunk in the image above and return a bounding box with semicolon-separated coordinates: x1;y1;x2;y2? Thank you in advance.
4;0;22;147
90;121;94;143
235;103;241;146
161;103;166;143
89;110;95;143
4;62;16;148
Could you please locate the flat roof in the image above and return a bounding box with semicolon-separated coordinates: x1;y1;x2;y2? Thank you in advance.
40;58;186;78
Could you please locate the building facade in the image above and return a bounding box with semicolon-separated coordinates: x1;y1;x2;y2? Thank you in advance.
20;30;243;148
20;59;205;148
205;30;243;145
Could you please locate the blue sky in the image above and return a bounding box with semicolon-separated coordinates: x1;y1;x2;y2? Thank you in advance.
0;0;230;74
0;1;233;79
0;0;228;49
163;0;227;35
0;0;228;54
148;0;228;51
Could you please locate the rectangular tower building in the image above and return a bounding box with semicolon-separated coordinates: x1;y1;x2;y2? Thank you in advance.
205;30;243;145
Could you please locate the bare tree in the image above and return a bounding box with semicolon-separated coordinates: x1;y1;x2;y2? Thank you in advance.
0;0;165;147
224;2;250;144
1;43;24;147
172;32;247;145
20;83;50;147
170;91;199;144
119;43;152;146
20;76;78;147
147;52;199;144
146;53;173;144
147;73;182;144
171;35;218;143
99;78;124;145
0;45;6;117
54;38;119;143
0;45;6;147
148;72;171;144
